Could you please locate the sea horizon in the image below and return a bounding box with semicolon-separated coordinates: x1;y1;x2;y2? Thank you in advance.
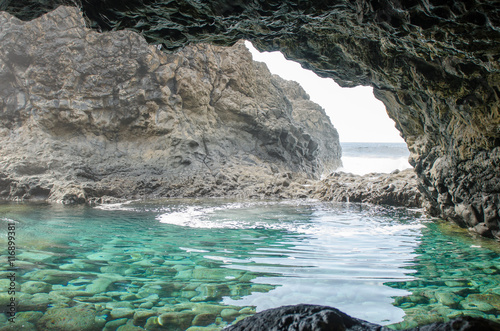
338;142;411;175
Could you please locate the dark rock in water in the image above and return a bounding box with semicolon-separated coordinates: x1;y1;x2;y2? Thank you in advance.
224;304;500;331
223;304;384;331
414;316;500;331
1;1;500;238
0;7;341;203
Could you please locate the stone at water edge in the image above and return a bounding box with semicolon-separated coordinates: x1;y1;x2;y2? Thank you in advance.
312;168;422;208
222;304;500;331
223;304;384;331
20;280;52;294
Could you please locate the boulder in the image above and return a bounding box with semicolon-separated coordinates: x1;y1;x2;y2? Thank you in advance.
223;304;500;331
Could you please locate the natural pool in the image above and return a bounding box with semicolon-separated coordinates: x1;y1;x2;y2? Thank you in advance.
0;200;499;330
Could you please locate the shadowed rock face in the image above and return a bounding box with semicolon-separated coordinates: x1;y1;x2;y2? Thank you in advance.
2;1;500;238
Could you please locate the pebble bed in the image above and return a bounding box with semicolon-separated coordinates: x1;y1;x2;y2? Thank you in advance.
387;221;500;329
0;201;499;331
0;202;281;331
0;234;269;331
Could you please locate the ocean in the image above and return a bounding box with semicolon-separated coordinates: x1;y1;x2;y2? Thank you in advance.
338;142;411;175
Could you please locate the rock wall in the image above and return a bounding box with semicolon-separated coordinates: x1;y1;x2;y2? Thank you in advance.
2;1;500;238
0;7;341;203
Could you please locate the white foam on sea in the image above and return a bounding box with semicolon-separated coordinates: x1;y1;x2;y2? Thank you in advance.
158;207;206;227
179;246;210;253
338;156;411;175
157;202;306;230
157;204;247;229
94;200;138;211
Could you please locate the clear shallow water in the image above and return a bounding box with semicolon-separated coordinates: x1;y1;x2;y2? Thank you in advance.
0;200;499;330
339;142;412;175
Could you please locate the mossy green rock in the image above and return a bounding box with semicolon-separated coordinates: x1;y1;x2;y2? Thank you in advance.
103;318;128;331
221;308;240;322
116;321;147;331
186;327;223;331
15;311;43;324
21;281;52;294
158;311;196;330
192;313;217;327
36;306;105;331
462;294;500;312
435;292;462;308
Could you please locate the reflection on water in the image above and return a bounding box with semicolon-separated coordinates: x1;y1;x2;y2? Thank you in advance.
210;203;422;324
0;200;498;330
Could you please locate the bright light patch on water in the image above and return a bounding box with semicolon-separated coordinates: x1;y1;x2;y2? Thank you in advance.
91;200;424;323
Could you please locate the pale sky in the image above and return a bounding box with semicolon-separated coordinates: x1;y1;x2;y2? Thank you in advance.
245;41;404;143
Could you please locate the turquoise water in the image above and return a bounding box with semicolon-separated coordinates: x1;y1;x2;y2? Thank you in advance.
0;200;499;330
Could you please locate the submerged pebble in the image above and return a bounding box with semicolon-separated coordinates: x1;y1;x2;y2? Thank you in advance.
36;305;106;331
461;295;497;313
21;281;52;294
435;292;462;308
103;317;128;331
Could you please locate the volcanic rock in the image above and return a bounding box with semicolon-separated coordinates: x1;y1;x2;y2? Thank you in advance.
0;6;341;204
313;169;423;208
223;304;500;331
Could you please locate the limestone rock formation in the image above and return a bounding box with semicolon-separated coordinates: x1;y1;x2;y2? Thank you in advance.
0;6;341;203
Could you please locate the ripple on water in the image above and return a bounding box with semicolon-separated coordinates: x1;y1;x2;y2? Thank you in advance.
0;200;498;330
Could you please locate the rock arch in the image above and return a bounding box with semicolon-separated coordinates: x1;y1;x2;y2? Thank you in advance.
3;0;500;238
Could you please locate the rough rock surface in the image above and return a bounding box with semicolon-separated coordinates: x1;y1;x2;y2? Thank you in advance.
0;7;341;204
36;305;104;331
4;0;498;238
313;169;423;208
223;304;500;331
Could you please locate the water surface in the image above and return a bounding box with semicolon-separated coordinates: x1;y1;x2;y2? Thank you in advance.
0;200;499;330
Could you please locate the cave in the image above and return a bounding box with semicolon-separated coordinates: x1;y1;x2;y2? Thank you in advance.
3;0;497;239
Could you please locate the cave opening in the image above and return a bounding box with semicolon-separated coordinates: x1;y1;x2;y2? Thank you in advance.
244;41;411;175
244;41;402;144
